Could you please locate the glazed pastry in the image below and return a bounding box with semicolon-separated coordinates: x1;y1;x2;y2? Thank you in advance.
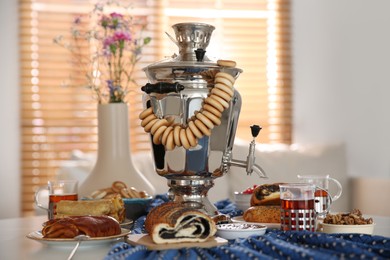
42;215;121;238
144;202;217;244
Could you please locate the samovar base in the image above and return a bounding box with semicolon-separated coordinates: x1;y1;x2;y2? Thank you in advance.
166;177;219;216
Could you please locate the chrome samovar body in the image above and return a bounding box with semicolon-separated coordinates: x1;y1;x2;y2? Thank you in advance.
142;23;266;215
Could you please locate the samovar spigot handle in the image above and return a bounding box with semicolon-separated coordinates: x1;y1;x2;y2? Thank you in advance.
141;82;185;94
228;125;267;178
247;125;261;173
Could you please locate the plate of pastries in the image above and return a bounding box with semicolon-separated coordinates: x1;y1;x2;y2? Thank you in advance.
232;183;284;229
26;181;151;246
26;215;130;246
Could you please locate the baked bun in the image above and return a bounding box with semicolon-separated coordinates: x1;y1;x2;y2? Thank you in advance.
243;206;280;223
145;202;216;244
42;216;121;238
250;183;283;206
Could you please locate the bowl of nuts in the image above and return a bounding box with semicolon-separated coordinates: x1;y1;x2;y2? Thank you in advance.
320;209;375;235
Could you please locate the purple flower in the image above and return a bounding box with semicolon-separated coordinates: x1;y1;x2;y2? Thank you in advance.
103;36;117;54
107;80;123;103
55;1;152;104
100;15;110;28
73;16;82;25
110;12;123;19
113;31;131;42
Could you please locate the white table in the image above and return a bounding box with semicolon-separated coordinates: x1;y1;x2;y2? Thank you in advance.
0;215;389;260
0;215;120;260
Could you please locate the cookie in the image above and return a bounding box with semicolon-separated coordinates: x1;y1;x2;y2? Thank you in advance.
204;96;224;112
153;125;167;144
141;113;157;127
112;181;127;193
91;189;107;199
161;126;173;146
173;125;182;147
180;128;191;149
150;119;169;135
211;87;232;102
194;119;212;136
209;94;229;109
215;72;235;84
188;120;203;139
165;131;175;151
214;83;234;97
196;112;214;129
185;127;197;147
217;59;236;68
139;107;153;120
144;118;159;132
203;103;222;118
202;110;221;126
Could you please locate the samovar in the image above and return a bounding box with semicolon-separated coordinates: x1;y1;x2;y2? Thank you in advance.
140;23;267;216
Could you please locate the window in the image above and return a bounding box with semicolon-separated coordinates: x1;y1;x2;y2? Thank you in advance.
20;0;292;215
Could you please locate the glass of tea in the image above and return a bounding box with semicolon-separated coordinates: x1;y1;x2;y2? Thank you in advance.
34;180;78;219
297;175;342;215
279;183;317;231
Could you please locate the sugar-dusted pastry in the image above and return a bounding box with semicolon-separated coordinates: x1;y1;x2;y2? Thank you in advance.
144;202;217;244
55;194;125;223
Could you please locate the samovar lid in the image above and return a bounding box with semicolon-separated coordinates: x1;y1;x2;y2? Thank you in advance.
143;22;242;83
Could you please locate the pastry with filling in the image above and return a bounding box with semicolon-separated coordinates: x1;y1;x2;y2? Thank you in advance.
145;202;217;244
243;205;281;223
250;183;284;206
55;194;125;223
42;215;121;238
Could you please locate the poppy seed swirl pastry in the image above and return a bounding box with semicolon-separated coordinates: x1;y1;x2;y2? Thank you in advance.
145;202;217;244
250;183;284;206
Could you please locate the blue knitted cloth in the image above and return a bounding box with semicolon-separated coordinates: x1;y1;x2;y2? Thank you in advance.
105;195;390;260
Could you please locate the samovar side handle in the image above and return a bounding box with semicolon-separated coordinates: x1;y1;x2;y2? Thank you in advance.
141;82;185;94
226;125;268;178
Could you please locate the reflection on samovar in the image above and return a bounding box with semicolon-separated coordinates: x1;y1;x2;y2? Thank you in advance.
140;23;267;215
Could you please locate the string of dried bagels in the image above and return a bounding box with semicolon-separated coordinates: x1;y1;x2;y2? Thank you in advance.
139;60;237;150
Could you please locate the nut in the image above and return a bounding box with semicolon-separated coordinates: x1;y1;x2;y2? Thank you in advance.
323;209;373;225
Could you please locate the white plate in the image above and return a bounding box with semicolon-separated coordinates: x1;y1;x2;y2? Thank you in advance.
26;228;131;247
216;223;267;240
231;216;281;229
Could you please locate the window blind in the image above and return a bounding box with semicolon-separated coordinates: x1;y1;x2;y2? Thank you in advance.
19;0;291;215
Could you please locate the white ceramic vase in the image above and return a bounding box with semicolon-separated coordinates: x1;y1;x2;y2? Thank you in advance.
79;103;155;197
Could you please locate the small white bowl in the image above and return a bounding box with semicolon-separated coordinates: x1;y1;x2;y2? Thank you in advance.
216;223;267;240
321;222;375;235
233;192;251;211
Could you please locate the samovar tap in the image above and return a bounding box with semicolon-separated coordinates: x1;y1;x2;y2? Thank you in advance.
228;125;267;178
